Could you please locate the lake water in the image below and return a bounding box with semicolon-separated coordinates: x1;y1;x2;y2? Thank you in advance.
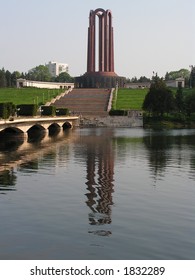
0;127;195;260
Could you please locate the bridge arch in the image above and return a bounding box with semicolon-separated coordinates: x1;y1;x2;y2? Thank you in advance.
63;121;72;129
48;123;61;135
27;124;46;133
27;124;46;142
0;127;24;135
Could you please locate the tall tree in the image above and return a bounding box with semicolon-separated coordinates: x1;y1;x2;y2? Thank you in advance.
0;68;6;87
165;69;190;80
137;76;150;82
143;75;175;116
185;91;195;116
28;65;51;81
175;86;185;112
55;72;74;83
5;70;12;87
11;71;20;87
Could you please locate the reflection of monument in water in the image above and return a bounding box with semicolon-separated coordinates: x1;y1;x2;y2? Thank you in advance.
83;130;114;228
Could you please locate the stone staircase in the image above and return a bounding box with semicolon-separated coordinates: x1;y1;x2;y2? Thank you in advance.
51;88;111;116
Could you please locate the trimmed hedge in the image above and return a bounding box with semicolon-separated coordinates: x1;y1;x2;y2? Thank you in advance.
109;109;128;116
41;106;56;116
0;102;15;119
56;108;69;116
17;104;38;116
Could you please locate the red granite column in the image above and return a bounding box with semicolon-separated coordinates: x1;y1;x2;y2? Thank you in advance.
99;14;104;72
110;27;114;72
108;11;114;72
87;27;91;72
104;12;108;72
87;10;96;73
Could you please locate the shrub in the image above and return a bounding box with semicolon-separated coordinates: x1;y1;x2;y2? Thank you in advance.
17;104;38;116
109;109;128;116
41;106;56;116
55;108;69;116
0;102;15;119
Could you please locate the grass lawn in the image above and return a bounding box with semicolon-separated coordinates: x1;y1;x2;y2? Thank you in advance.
115;87;195;111
0;87;64;105
115;88;148;110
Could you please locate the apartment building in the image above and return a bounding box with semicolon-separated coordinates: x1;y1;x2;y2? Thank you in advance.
46;61;69;77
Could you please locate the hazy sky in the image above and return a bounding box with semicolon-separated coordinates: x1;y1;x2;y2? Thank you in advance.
1;0;195;79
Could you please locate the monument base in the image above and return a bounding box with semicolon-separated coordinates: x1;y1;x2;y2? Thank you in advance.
75;72;126;88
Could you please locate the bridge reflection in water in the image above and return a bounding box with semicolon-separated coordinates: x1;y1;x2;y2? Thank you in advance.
0;128;72;173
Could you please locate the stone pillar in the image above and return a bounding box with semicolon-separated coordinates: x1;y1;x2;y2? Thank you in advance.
87;9;114;74
87;10;96;73
75;8;126;88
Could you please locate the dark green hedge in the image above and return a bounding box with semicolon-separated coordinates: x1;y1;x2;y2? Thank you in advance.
0;103;15;119
17;104;38;116
56;108;69;116
109;109;128;116
41;106;56;116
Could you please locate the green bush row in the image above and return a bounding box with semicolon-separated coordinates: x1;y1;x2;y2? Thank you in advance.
55;108;69;116
17;104;38;116
0;103;16;119
41;106;56;116
109;109;128;116
0;103;69;119
41;106;69;116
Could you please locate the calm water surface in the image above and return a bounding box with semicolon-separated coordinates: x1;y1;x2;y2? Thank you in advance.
0;128;195;260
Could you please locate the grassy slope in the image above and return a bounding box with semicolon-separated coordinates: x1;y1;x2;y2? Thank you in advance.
115;88;148;110
115;87;195;110
0;88;63;105
1;86;194;110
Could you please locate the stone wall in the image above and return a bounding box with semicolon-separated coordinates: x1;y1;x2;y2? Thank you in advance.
79;113;143;128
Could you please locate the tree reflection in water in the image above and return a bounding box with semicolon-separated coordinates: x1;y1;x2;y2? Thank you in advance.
0;168;17;192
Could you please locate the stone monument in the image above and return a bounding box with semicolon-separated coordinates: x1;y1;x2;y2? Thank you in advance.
75;8;125;88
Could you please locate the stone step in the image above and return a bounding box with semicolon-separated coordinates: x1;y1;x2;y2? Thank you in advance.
52;88;111;116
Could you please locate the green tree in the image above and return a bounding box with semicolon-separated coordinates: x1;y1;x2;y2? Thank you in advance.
137;76;150;82
0;68;6;87
5;70;12;87
28;65;51;81
189;66;195;88
175;86;185;112
11;71;21;87
143;75;175;116
55;72;74;83
131;76;138;83
185;91;195;116
164;69;190;80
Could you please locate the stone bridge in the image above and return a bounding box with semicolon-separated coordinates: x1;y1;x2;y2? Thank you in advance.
0;116;79;136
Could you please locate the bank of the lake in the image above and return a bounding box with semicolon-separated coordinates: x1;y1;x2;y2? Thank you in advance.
143;115;195;129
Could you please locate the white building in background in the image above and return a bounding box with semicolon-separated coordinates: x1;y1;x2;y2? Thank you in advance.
16;79;74;89
125;77;185;89
46;61;69;77
165;77;185;88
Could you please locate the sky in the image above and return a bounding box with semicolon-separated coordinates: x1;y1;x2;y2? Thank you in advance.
0;0;195;79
